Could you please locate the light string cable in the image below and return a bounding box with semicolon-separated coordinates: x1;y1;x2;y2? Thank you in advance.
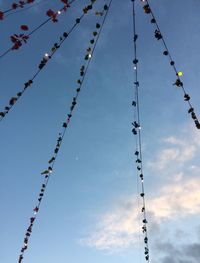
4;0;49;19
132;1;142;261
0;0;96;122
0;0;76;59
17;2;113;262
141;0;200;130
0;0;37;19
132;0;150;262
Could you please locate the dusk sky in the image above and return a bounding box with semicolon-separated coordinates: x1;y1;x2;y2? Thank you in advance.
0;0;200;263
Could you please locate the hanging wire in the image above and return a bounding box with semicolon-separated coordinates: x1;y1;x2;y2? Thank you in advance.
0;0;77;59
141;0;200;130
0;0;95;123
4;0;49;19
132;0;150;262
132;1;142;263
3;0;49;19
0;0;37;17
17;1;113;262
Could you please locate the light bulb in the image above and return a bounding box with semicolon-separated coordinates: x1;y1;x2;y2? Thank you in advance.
178;71;183;76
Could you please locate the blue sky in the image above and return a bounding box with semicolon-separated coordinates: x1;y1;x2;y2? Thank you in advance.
0;0;200;262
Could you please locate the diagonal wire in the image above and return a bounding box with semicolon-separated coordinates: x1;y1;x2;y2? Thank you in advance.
0;0;77;59
0;1;93;123
4;0;49;19
2;1;41;14
141;0;200;130
17;1;113;262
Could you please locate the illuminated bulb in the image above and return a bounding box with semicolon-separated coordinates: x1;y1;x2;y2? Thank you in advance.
44;53;49;58
58;10;61;14
134;66;137;70
178;71;183;76
88;53;92;58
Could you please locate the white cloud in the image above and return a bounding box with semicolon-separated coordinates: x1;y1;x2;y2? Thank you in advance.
81;176;200;251
81;129;200;252
163;136;184;145
150;177;200;219
80;201;139;251
148;134;198;170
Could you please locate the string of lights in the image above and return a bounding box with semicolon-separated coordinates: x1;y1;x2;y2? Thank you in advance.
141;0;200;130
0;0;75;59
17;2;112;262
0;0;36;19
0;0;97;123
132;0;150;262
4;0;50;19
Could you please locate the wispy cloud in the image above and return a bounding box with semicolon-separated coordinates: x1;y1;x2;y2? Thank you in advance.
148;132;200;170
80;129;200;252
150;176;200;219
81;176;200;251
80;203;139;251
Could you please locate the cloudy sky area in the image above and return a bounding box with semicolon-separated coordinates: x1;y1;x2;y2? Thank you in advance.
0;0;200;263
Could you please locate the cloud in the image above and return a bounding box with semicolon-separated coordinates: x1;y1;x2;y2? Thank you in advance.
150;176;200;219
155;240;200;263
81;176;200;251
148;132;200;170
80;202;140;251
80;130;200;252
163;136;185;145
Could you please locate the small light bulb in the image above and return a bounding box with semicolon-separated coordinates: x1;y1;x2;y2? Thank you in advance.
44;53;49;57
178;71;183;76
58;10;61;14
134;66;137;70
88;53;92;58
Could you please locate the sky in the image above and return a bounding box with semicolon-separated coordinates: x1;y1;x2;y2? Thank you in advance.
0;0;200;262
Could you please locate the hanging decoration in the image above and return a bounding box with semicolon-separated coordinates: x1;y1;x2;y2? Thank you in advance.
0;0;36;21
17;1;112;262
4;0;49;20
141;0;200;130
132;0;150;262
0;0;96;122
0;0;74;59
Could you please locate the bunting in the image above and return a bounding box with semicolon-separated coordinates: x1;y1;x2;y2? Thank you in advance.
132;0;150;262
17;1;112;262
3;0;49;19
0;0;36;20
141;0;200;130
0;0;97;122
0;0;74;59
